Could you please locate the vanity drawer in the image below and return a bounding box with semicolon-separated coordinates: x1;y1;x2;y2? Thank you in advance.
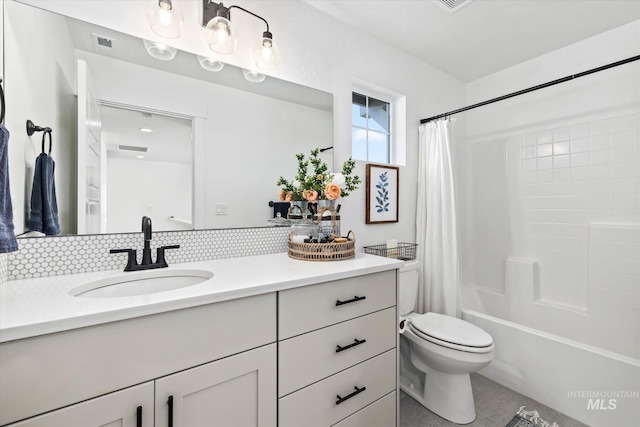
333;391;397;427
279;270;396;339
279;307;396;397
278;349;396;427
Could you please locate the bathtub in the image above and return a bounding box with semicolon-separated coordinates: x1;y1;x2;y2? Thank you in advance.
462;308;640;426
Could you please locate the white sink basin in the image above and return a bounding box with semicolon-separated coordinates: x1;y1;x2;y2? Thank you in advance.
70;269;214;298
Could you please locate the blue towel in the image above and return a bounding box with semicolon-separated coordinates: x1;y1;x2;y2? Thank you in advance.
29;152;60;235
0;124;18;253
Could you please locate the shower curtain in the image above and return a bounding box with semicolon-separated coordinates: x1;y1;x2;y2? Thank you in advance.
417;119;460;317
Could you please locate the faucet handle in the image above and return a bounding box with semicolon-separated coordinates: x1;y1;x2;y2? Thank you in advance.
155;245;180;268
110;248;138;271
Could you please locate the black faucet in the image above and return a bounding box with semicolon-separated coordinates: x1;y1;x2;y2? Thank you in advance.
141;216;153;265
110;216;180;272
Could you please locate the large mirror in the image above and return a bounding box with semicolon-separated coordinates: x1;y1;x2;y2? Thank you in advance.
3;0;333;236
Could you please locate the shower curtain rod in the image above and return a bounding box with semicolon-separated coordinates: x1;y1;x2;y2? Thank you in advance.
420;54;640;124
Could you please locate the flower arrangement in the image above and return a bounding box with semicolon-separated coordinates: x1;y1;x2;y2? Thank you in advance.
277;148;361;202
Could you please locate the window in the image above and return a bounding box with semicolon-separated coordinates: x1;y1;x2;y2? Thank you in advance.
352;92;391;164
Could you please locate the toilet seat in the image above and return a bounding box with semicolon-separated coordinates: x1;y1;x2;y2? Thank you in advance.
408;313;494;354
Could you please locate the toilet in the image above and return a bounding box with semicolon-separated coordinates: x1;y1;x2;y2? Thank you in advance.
399;262;494;424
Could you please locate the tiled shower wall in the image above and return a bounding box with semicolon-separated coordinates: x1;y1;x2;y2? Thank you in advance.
1;227;290;282
509;113;639;311
467;112;640;358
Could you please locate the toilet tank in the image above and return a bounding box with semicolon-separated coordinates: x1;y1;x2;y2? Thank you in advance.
399;261;420;316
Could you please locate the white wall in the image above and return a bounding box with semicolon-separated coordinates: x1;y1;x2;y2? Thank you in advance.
459;21;640;358
19;0;466;246
107;157;191;232
4;0;77;234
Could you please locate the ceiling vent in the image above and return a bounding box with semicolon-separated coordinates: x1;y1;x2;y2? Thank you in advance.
118;145;148;152
434;0;474;14
92;33;114;53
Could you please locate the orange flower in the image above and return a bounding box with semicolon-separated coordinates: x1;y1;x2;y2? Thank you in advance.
278;189;286;201
324;183;341;200
285;192;293;202
317;174;323;181
303;189;318;202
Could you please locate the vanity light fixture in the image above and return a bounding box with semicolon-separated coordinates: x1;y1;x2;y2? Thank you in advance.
146;0;184;39
139;128;153;133
202;1;281;71
143;39;177;60
197;55;226;72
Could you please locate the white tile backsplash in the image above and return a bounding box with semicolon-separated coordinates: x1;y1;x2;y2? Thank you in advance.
4;227;291;281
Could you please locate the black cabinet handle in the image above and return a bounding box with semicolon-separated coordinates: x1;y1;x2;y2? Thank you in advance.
336;338;367;353
168;396;173;427
136;406;142;427
336;386;366;405
335;295;366;306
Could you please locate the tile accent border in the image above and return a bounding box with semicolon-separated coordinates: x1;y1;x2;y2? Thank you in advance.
5;227;290;281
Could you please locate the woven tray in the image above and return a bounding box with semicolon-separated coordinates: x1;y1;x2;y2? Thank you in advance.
288;230;355;261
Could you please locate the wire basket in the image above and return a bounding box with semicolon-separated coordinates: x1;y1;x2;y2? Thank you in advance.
363;242;418;261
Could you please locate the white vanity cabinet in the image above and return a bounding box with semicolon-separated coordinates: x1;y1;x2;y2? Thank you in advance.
278;270;398;427
9;344;276;427
8;382;155;427
0;259;401;427
154;344;276;427
0;293;277;427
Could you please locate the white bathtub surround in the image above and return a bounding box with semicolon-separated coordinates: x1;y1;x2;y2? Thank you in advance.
463;309;640;427
461;115;640;360
417;119;460;317
458;21;640;426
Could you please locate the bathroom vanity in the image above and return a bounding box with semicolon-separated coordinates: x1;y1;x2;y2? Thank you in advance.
0;253;402;427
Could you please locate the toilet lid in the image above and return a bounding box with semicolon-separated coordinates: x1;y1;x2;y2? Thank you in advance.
409;313;493;348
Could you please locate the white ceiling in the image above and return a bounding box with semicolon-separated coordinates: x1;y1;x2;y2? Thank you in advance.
305;0;640;82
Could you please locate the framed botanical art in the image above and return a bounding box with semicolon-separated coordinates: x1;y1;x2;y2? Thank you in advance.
366;164;399;224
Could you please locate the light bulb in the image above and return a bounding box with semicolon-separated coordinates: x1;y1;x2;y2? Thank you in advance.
242;68;266;83
206;16;236;55
253;31;280;71
146;0;183;39
197;55;225;72
143;39;177;61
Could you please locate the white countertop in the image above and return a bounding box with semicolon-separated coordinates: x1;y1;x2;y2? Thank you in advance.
0;252;403;343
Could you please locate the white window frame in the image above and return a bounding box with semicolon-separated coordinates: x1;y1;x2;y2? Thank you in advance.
352;79;406;166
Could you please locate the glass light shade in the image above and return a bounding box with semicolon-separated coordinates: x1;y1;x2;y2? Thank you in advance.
253;35;280;71
143;39;177;61
205;16;236;55
197;55;225;72
145;0;183;39
242;68;266;83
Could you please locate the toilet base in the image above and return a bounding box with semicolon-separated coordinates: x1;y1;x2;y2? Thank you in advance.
399;342;477;424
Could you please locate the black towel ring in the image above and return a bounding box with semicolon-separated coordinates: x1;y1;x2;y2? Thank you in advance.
0;77;5;125
42;129;52;154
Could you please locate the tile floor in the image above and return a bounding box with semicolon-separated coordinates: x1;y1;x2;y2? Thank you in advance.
400;373;590;427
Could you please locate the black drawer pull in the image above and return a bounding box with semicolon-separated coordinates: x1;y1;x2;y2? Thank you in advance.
336;386;366;405
335;295;366;306
336;338;367;353
136;406;142;427
168;395;173;427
